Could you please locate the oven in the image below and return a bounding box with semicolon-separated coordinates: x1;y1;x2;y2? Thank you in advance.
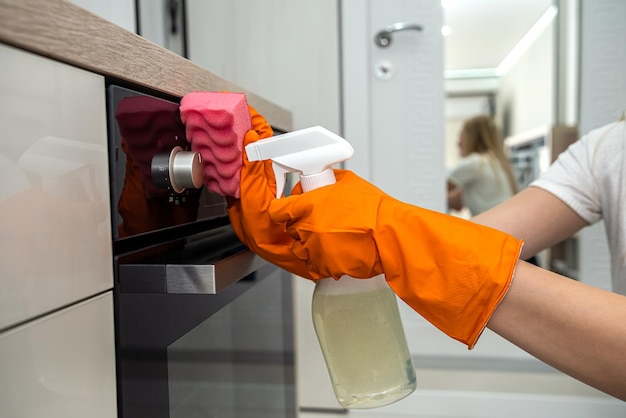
106;84;296;418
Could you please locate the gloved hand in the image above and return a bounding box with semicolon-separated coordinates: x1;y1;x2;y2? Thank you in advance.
226;106;313;280
269;169;523;348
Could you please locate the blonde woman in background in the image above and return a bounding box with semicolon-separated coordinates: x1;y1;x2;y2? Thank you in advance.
447;115;518;216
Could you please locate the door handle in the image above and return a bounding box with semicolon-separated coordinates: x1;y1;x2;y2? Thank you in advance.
374;22;423;48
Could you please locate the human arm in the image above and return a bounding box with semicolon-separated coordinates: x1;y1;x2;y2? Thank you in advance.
447;155;482;212
489;260;626;400
472;186;588;260
269;170;522;347
266;170;626;400
447;180;464;212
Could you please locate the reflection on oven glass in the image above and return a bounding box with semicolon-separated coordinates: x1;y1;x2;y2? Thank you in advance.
109;85;296;417
167;268;295;417
0;136;111;307
114;95;202;237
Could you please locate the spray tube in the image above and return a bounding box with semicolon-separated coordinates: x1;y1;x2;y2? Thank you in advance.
246;126;416;409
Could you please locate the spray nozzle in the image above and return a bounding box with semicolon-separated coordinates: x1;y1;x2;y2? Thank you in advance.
245;126;354;197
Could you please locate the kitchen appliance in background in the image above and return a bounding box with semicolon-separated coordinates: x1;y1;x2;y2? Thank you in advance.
505;127;552;191
107;84;296;418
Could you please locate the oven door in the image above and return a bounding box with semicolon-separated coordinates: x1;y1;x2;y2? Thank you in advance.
115;227;296;418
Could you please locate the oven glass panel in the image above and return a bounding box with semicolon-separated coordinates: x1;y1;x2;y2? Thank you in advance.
167;266;294;417
116;261;296;418
107;85;228;242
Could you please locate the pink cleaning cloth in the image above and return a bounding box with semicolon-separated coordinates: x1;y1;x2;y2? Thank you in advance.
180;92;252;198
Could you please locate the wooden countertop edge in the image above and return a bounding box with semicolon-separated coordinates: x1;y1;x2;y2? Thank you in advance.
0;0;292;132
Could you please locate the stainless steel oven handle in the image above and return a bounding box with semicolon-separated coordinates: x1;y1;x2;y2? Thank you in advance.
119;249;269;294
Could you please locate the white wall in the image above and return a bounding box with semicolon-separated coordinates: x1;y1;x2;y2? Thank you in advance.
68;0;136;33
185;0;341;133
497;21;555;136
577;0;626;293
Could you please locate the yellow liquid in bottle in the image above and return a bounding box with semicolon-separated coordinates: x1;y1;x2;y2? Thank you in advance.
312;284;416;409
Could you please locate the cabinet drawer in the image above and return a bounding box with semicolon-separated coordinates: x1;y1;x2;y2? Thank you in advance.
0;292;117;418
0;43;113;330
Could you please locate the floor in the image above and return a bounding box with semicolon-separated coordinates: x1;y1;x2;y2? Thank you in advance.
299;408;459;418
300;411;406;418
300;412;346;418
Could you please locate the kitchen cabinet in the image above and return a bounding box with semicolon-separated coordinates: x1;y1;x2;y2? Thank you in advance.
0;43;117;417
0;43;113;331
0;293;117;418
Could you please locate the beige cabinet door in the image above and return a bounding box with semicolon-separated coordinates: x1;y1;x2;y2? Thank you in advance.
0;293;117;418
0;43;113;331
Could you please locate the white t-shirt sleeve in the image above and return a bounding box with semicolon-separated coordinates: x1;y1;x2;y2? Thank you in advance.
530;123;622;224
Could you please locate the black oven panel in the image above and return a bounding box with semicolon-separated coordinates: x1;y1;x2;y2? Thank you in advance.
107;85;227;243
107;84;297;418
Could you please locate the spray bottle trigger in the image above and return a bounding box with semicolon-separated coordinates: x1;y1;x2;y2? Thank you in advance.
272;161;294;198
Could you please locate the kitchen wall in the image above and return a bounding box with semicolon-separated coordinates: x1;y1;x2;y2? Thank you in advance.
68;0;135;32
577;0;626;293
497;22;555;136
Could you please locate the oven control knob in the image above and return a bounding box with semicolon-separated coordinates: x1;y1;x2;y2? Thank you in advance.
151;146;203;193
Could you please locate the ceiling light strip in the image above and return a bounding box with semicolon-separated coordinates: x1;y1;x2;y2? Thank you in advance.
445;68;498;79
495;4;559;76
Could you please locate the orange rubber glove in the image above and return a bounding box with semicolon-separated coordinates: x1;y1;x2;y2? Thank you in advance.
226;106;313;280
269;170;523;348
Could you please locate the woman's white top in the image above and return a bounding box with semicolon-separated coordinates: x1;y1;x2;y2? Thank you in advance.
531;120;626;293
448;153;514;216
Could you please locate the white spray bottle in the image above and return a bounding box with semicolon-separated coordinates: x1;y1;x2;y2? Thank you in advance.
246;126;416;409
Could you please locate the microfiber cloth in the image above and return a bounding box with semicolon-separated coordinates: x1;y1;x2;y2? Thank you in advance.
180;92;251;198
